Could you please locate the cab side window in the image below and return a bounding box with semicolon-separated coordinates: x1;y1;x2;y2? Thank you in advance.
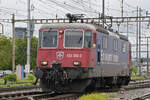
113;39;118;52
122;42;126;53
38;31;42;48
84;31;92;48
102;36;108;49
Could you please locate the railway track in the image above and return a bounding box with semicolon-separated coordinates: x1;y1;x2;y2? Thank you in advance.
124;79;150;90
94;79;150;93
0;85;81;100
0;79;150;100
132;93;150;100
0;91;43;100
112;79;150;100
0;91;81;100
0;86;40;93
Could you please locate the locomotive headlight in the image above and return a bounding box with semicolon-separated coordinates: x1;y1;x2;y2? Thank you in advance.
73;61;81;66
59;30;64;34
41;61;48;65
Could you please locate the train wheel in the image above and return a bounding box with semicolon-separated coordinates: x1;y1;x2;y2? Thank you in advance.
117;76;130;86
116;77;123;87
40;79;52;92
124;76;130;85
62;79;92;93
85;79;96;92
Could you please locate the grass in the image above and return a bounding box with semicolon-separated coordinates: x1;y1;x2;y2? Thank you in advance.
16;77;36;83
131;76;145;80
131;73;150;80
0;79;4;84
79;93;115;100
0;74;38;88
0;81;38;88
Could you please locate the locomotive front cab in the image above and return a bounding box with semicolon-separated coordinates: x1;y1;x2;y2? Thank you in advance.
35;24;98;93
37;28;97;68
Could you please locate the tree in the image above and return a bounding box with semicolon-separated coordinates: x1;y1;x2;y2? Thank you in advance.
0;35;12;70
30;37;38;69
0;35;38;70
15;38;27;67
15;37;38;69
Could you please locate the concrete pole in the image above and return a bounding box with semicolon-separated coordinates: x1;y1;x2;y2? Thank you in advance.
147;37;149;73
27;0;31;75
102;0;105;27
121;0;123;17
117;22;120;32
139;7;142;75
136;6;139;67
12;14;15;73
127;20;129;38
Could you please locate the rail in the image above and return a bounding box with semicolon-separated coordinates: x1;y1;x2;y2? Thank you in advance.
1;78;150;100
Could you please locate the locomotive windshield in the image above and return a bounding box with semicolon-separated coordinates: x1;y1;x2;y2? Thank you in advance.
65;30;83;48
42;30;58;48
84;30;92;48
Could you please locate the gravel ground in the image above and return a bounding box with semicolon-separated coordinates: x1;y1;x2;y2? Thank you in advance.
110;88;150;100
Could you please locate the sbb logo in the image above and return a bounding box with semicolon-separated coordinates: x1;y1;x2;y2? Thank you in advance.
56;51;64;60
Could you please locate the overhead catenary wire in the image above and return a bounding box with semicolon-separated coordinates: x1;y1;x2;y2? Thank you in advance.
45;0;100;15
38;0;66;17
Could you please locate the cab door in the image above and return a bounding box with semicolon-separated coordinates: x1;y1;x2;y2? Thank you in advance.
89;31;97;67
97;32;101;64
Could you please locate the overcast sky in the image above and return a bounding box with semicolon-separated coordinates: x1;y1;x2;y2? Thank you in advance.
0;0;149;19
0;0;150;58
0;0;149;38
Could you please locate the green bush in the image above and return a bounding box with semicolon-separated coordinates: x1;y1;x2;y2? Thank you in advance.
27;74;36;81
79;93;109;100
3;74;17;82
131;66;138;75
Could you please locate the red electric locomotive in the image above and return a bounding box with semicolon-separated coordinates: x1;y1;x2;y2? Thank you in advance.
35;22;131;93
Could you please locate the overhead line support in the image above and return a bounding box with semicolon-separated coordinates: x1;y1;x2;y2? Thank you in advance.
12;14;15;73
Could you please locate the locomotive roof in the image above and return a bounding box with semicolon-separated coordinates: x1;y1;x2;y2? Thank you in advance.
40;23;128;41
41;23;96;30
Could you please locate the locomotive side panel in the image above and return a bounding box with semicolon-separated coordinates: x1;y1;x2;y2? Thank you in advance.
88;31;130;77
